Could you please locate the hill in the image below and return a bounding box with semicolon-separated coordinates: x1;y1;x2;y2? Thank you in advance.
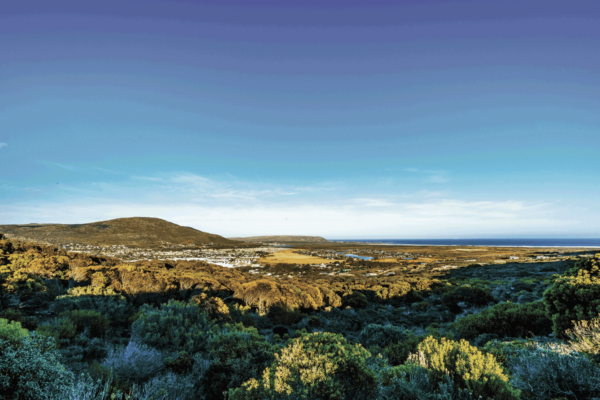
0;217;237;247
229;235;330;243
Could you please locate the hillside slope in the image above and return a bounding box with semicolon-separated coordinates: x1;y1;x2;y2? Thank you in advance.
229;235;330;243
0;217;236;247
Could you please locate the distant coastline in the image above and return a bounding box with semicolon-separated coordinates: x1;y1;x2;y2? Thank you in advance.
329;238;600;248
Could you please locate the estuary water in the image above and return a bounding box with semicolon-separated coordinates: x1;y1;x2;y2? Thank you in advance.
329;238;600;248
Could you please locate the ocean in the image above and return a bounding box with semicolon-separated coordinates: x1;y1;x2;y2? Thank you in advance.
329;238;600;248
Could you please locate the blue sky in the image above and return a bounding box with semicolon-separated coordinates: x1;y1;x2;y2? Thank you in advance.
1;0;599;238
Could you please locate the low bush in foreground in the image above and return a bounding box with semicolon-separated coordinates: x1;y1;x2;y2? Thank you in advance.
409;336;520;400
229;332;378;400
0;335;73;399
509;344;600;399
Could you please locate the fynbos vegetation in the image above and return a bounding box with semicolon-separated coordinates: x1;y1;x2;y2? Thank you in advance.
1;232;600;399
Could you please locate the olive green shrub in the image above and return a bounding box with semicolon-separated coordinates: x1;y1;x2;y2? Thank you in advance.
61;309;110;337
453;301;552;340
359;323;408;350
36;317;77;346
229;332;378;400
0;308;38;330
442;285;495;313
342;291;368;309
0;335;73;399
132;300;212;353
0;318;29;342
202;325;276;399
53;292;135;332
409;336;520;400
543;255;600;338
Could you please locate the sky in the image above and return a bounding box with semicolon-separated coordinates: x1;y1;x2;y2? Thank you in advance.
1;0;599;239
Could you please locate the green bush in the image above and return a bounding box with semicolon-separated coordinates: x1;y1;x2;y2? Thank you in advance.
36;317;77;345
0;335;73;399
61;309;110;337
442;285;495;313
410;336;520;400
0;308;38;330
509;344;600;399
132;300;212;353
203;326;276;399
0;318;29;342
342;291;368;309
543;255;600;339
382;326;451;367
267;306;307;326
453;301;552;340
359;323;408;350
229;332;378;400
54;292;135;331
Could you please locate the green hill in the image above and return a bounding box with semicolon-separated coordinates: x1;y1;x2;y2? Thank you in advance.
0;217;236;247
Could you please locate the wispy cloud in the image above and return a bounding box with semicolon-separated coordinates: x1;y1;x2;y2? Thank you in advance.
0;143;7;149
94;167;121;175
38;161;79;172
404;168;450;183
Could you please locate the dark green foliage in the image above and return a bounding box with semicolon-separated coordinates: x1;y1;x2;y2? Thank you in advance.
53;293;135;332
0;335;73;399
342;291;368;309
442;285;495;313
308;316;320;327
0;308;38;330
379;366;474;400
359;323;408;350
543;255;600;339
165;351;195;375
453;301;552;340
61;309;110;337
509;344;600;399
36;317;77;345
266;306;307;325
203;326;276;399
132;300;212;353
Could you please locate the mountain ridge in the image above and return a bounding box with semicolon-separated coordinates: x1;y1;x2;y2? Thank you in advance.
0;217;236;247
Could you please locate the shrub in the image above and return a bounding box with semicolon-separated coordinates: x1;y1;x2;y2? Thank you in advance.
267;306;307;325
53;292;135;331
382;326;451;367
410;336;520;400
0;318;29;342
191;293;231;322
202;326;275;399
342;292;368;309
165;351;195;375
229;332;378;400
61;309;110;337
566;313;600;359
543;255;600;338
103;340;165;384
379;365;474;400
0;308;38;330
36;317;77;345
132;300;212;353
359;323;408;350
453;301;552;340
0;334;73;399
442;285;495;313
509;344;600;399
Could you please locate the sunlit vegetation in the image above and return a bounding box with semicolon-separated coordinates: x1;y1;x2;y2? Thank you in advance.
0;232;599;399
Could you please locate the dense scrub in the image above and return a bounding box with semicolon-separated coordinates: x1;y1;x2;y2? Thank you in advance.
543;255;600;338
0;233;599;399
